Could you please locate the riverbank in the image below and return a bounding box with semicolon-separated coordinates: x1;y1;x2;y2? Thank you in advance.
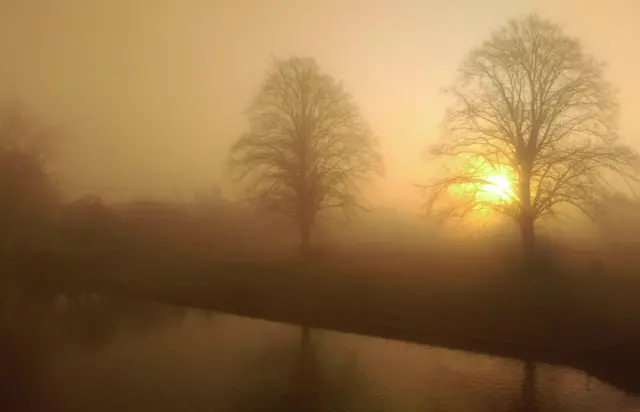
16;246;639;395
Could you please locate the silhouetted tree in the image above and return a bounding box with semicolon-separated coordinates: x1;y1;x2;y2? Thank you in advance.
0;105;58;258
0;102;53;159
228;55;383;411
0;105;59;314
228;56;383;258
422;14;638;258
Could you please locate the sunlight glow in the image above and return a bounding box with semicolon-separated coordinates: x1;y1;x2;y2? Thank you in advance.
482;173;514;202
448;158;517;220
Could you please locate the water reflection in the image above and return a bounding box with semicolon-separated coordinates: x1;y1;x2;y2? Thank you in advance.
48;312;640;412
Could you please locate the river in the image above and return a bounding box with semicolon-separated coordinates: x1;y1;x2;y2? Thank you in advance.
48;311;640;412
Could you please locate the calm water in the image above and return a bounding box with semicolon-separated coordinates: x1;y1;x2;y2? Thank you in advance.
49;312;640;412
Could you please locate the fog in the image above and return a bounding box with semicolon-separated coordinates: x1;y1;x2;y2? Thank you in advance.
3;1;640;411
1;0;638;210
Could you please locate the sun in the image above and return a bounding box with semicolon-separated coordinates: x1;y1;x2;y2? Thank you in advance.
469;169;516;221
452;160;517;210
482;173;514;202
443;156;518;222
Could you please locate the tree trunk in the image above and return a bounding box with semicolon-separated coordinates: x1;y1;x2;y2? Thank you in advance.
519;211;535;261
295;213;315;410
518;164;535;262
518;162;539;411
299;215;312;260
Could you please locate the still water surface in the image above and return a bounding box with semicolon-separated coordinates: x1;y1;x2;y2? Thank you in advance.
50;312;640;412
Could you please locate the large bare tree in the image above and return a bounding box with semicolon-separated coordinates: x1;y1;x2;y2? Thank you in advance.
229;56;383;257
423;14;638;256
228;56;382;411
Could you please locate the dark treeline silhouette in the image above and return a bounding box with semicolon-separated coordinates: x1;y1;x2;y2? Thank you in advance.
2;12;640;412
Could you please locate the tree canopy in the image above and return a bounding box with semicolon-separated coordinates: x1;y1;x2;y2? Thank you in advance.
228;56;383;252
0;105;58;256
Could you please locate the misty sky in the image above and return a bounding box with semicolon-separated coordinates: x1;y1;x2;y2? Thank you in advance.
1;0;638;212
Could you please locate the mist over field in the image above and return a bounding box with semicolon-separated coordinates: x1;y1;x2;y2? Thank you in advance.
2;1;640;411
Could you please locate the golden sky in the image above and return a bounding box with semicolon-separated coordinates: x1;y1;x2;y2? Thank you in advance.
0;0;638;212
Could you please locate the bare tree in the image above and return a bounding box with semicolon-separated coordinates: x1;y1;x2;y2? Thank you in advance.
228;55;382;411
0;102;56;161
0;104;58;259
228;56;383;258
422;14;639;257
